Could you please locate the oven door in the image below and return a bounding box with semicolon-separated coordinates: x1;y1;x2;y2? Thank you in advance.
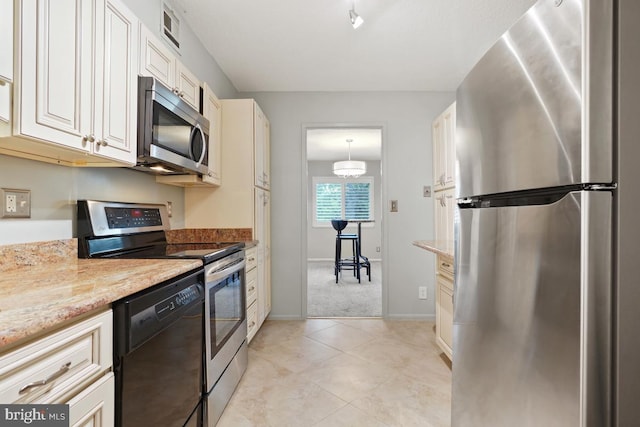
204;251;247;389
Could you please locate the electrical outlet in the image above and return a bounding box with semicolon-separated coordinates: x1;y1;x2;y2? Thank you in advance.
423;186;431;197
419;286;427;300
376;246;381;252
1;188;31;218
390;200;398;212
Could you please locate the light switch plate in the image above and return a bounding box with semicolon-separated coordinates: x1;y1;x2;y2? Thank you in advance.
390;200;398;212
1;188;31;218
423;186;431;197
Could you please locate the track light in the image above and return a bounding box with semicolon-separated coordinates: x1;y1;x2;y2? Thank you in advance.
349;8;364;29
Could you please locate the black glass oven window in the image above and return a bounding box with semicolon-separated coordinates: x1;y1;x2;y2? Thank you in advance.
153;103;193;158
210;271;242;352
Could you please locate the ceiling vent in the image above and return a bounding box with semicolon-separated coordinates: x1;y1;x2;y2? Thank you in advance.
162;2;180;50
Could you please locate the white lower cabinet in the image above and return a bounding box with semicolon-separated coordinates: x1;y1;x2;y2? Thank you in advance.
436;273;454;360
0;310;114;423
68;372;114;427
245;247;259;342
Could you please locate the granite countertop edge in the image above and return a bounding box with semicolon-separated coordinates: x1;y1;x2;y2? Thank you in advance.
412;240;455;258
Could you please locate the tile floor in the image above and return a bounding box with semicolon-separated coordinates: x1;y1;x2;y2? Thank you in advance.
217;318;452;427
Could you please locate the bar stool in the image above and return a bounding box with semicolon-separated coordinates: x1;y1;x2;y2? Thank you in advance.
331;220;361;283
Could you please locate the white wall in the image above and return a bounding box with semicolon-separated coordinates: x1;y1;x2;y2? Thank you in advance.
122;0;238;99
0;155;186;239
242;91;455;319
307;160;382;260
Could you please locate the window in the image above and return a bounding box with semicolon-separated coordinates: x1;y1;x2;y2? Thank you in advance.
313;177;374;227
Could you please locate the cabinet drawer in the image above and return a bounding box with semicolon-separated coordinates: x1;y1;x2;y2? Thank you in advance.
246;301;258;342
67;372;114;427
245;247;257;272
437;254;455;281
0;310;112;404
246;267;258;307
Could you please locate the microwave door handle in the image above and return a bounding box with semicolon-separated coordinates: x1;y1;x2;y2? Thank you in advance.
190;124;207;167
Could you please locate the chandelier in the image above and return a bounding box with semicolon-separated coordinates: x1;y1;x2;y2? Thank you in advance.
333;139;366;178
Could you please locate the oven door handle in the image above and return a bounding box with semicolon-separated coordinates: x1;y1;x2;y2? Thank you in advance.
206;259;246;282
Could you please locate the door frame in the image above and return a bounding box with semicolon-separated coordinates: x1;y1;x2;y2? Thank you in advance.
300;122;389;318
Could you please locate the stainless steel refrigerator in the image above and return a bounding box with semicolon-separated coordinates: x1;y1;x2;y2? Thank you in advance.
454;0;640;426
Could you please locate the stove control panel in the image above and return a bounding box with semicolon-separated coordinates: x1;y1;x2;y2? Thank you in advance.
105;206;163;229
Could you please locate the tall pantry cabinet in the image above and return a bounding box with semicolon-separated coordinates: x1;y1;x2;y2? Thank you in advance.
185;99;271;340
432;102;456;360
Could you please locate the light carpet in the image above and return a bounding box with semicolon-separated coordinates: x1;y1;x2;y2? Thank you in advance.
307;260;382;317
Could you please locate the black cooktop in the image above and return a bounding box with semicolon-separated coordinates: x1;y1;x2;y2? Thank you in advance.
77;200;245;264
105;242;245;264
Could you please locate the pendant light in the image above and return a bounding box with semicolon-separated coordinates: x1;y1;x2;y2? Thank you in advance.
333;139;366;178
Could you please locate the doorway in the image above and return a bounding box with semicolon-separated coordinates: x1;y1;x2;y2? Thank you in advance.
305;127;383;317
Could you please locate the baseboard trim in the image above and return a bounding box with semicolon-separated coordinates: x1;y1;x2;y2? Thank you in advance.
265;314;436;321
386;314;436;321
307;258;382;262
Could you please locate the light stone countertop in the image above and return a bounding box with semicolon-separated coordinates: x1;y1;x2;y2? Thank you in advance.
0;240;202;350
412;240;455;258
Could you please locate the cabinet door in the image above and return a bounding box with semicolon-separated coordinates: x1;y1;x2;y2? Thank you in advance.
254;103;266;188
67;373;114;427
262;117;271;190
264;191;271;316
433;102;456;190
434;188;455;243
96;0;137;164
0;82;10;129
139;24;175;88
254;188;266;325
175;61;200;111
442;102;456;188
202;83;221;185
436;275;454;360
19;0;95;152
0;0;13;83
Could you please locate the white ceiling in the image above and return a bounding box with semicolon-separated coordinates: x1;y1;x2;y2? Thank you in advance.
173;0;537;92
307;128;382;161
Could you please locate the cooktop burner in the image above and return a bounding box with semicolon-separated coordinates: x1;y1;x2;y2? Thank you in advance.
77;200;246;264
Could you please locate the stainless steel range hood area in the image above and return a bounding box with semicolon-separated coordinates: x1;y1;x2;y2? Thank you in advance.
132;76;210;176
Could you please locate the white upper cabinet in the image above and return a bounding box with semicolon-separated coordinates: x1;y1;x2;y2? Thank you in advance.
435;187;455;244
202;83;222;186
139;25;200;111
433;102;456;191
254;103;270;190
0;0;13;83
98;0;139;164
4;0;138;166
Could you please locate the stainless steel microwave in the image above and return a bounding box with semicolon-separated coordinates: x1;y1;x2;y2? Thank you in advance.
134;76;209;175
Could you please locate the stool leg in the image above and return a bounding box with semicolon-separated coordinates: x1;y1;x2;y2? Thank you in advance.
355;240;361;283
334;237;339;283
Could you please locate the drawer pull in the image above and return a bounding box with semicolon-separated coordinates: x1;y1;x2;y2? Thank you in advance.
249;321;256;328
248;286;256;292
248;257;255;262
19;362;72;394
441;262;451;268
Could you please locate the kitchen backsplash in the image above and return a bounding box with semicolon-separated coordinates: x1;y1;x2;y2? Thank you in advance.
166;228;253;243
